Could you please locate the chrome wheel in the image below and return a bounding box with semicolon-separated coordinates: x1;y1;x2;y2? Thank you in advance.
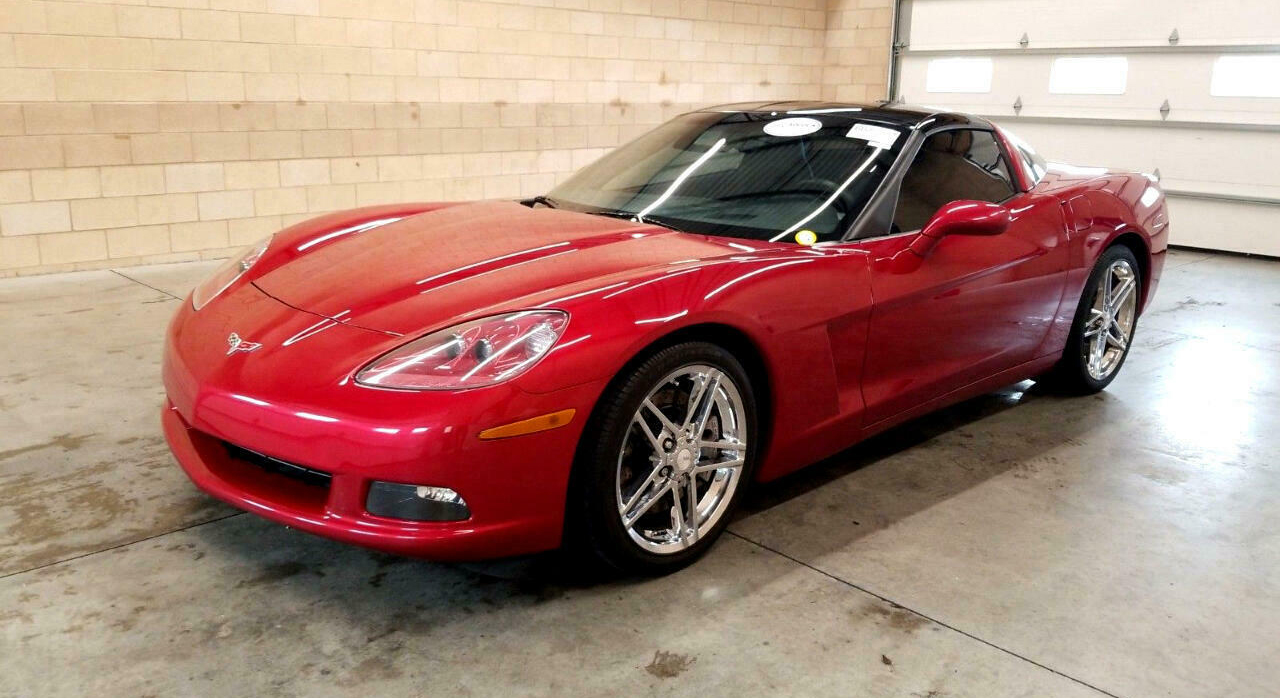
615;364;747;555
1082;258;1138;380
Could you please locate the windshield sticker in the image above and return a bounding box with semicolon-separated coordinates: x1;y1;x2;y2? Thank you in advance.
846;123;900;149
763;117;823;137
794;230;818;246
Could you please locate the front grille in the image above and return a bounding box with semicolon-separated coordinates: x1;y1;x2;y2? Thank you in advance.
223;442;332;489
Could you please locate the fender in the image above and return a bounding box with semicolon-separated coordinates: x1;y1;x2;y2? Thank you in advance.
509;244;876;481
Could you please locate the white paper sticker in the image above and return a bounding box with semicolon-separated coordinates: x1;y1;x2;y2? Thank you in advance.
763;117;823;138
846;123;900;149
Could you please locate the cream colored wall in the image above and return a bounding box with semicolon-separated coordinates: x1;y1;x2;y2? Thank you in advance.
822;0;892;102
0;0;892;276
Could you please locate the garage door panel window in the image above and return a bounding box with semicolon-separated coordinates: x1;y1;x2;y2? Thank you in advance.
893;129;1018;234
926;57;995;93
1049;56;1128;95
1210;55;1280;98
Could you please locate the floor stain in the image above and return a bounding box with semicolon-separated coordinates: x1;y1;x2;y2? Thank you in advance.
337;657;403;686
644;650;695;678
1135;463;1189;487
109;605;148;633
863;602;929;633
235;561;308;588
0;609;34;625
6;461;136;550
0;433;97;462
1156;296;1226;314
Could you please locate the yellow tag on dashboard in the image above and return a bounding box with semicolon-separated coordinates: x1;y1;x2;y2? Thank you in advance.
795;230;817;246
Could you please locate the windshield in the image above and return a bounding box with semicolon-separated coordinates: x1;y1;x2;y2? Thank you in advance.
547;111;908;244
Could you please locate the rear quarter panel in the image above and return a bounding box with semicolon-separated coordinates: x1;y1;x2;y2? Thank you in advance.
1035;169;1169;354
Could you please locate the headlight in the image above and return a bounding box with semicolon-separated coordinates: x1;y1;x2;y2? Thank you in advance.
191;236;271;310
356;310;569;390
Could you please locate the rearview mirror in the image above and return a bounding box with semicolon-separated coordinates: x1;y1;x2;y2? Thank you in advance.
920;200;1011;239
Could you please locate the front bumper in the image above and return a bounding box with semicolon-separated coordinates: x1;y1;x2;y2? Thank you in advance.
161;283;605;561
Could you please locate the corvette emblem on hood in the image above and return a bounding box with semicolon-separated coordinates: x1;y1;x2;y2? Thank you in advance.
226;333;262;356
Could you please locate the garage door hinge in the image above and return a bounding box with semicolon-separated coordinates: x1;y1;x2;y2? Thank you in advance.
1018;32;1029;48
1168;28;1180;45
1012;96;1023;115
1159;99;1171;120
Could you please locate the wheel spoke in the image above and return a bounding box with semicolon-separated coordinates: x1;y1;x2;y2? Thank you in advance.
1089;333;1106;374
670;483;686;544
679;370;711;431
690;372;723;436
698;438;745;451
693;457;744;474
684;477;699;545
632;413;663;452
1083;309;1106;337
1107;319;1129;349
643;398;681;438
1109;276;1135;312
620;461;666;516
621;478;673;527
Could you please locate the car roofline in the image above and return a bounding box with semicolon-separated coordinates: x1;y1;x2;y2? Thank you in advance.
691;101;991;131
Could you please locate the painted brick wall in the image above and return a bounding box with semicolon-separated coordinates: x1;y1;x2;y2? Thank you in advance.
822;0;892;102
0;0;892;276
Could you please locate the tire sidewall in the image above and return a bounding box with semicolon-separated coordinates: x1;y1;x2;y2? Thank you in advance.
571;341;759;575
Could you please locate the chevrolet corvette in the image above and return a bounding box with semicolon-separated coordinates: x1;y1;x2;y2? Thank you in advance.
162;102;1168;574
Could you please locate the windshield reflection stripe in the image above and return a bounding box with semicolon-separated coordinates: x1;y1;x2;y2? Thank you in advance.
771;147;883;241
637;138;726;222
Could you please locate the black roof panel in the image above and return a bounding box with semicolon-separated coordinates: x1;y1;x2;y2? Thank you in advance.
697;101;988;130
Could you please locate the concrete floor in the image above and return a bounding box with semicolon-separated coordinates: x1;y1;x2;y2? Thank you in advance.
2;248;1279;697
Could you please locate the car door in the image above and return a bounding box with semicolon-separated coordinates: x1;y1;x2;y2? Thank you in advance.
850;127;1069;426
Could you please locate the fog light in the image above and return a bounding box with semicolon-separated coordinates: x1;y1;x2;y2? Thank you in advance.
366;482;470;521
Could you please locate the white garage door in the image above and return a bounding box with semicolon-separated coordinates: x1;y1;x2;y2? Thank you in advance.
893;0;1280;256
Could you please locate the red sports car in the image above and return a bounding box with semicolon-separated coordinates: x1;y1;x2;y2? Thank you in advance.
162;102;1167;574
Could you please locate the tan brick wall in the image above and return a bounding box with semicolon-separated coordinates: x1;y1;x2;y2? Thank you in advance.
0;0;891;276
821;0;892;103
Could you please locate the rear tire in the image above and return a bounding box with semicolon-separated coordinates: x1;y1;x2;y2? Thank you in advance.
1039;245;1142;394
568;341;758;576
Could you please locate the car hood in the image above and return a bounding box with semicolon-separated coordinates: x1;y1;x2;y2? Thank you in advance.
253;200;745;335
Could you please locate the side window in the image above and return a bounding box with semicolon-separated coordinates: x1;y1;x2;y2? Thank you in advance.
892;129;1018;233
1002;128;1048;185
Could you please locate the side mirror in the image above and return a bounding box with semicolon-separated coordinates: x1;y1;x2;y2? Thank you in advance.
920;200;1011;239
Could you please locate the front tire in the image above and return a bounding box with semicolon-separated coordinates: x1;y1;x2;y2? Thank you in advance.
1040;245;1142;394
569;341;758;576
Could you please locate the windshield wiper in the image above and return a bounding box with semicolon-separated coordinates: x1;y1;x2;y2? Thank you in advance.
522;195;559;209
590;209;685;233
